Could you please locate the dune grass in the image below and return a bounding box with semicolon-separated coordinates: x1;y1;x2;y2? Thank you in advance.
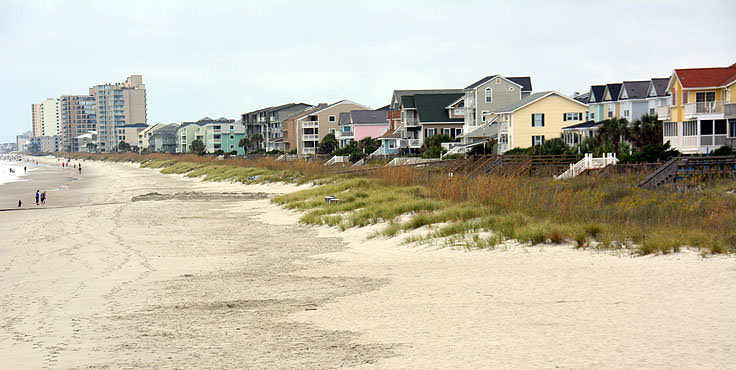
67;152;736;255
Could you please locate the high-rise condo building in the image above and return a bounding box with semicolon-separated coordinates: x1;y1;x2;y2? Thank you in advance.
31;98;61;137
60;95;97;151
31;103;43;137
90;75;147;151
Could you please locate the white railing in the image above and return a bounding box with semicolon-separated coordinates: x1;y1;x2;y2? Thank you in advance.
336;130;354;138
555;153;618;180
303;134;319;141
302;147;316;154
324;155;349;165
408;139;421;147
684;101;723;116
404;117;419;127
657;106;671;119
302;121;319;128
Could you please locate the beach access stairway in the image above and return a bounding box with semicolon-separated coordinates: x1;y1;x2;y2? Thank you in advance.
638;155;736;189
555;153;618;180
324;155;350;166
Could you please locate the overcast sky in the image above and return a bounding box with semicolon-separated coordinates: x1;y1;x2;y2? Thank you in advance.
1;0;734;142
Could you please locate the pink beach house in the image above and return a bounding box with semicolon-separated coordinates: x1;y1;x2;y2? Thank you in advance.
336;108;390;148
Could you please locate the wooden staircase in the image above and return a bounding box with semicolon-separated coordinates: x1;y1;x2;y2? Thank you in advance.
639;156;736;189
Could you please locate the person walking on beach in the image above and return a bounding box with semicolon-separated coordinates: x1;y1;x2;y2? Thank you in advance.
78;164;82;174
35;190;39;205
40;191;46;205
24;166;26;173
18;200;22;208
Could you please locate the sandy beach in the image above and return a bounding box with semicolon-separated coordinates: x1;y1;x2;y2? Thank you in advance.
1;158;734;369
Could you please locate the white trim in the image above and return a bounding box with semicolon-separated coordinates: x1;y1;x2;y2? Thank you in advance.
444;96;465;109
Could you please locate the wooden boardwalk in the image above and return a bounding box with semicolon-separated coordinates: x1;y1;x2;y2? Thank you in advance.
638;156;736;189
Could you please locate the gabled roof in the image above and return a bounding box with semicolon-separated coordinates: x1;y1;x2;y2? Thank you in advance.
412;93;465;123
603;83;622;102
496;91;587;113
350;109;388;125
465;75;532;91
588;85;606;103
465;75;498;89
338;112;351;125
378;127;402;139
242;102;313;116
401;95;416;108
562;120;602;130
282;104;328;121
619;81;651;100
391;89;463;109
674;63;736;88
297;100;369;118
650;78;670;97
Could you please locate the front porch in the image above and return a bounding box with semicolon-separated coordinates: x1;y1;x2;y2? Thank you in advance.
663;118;735;154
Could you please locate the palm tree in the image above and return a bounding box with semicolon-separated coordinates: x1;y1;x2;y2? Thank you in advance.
597;117;629;155
629;114;662;150
237;137;248;155
249;133;264;152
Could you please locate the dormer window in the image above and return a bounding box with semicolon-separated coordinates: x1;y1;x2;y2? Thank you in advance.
485;88;493;103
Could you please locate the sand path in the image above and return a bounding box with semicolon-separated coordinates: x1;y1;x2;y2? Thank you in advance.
0;159;734;369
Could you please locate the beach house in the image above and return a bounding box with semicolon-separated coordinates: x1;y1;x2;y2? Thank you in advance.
336;108;390;148
293;100;369;155
241;103;314;152
462;91;588;153
461;75;533;143
660;63;736;153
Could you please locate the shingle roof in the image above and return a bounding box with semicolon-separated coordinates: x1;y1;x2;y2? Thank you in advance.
465;75;532;91
412;93;465;123
379;128;401;139
589;85;606;102
350;109;388;124
507;77;532;92
675;63;736;88
620;81;651;100
392;89;463;109
495;91;551;112
465;75;498;89
603;83;622;102
338;112;351;125
401;95;416;108
562;120;602;130
650;78;669;96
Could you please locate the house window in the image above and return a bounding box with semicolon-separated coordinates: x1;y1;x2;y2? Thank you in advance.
343;126;351;132
682;91;688;104
715;120;727;135
590;112;595;120
500;134;508;143
607;104;614;118
230;135;234;139
682;121;697;136
442;128;452;136
425;128;436;138
728;119;736;138
485;88;492;103
649;107;655;115
663;122;678;137
230;145;234;149
454;109;465;115
532;135;545;146
329;128;335;134
388;140;396;149
328;115;336;122
509;87;514;91
454;128;463;137
532;113;544;127
564;112;582;121
623;109;630;117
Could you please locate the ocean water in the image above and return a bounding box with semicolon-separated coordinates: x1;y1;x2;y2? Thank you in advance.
0;160;30;186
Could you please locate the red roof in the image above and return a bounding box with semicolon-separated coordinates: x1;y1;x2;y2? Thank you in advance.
675;62;736;88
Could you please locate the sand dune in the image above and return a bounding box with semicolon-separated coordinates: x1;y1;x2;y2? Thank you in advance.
0;158;734;369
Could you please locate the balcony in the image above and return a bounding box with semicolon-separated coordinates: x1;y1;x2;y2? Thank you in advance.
656;106;671;120
725;103;736;117
684;101;724;116
303;134;319;141
408;139;422;148
302;121;319;128
336;130;354;139
404;117;419;127
303;147;316;154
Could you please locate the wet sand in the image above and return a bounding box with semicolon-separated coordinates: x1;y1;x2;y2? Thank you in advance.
0;158;734;369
